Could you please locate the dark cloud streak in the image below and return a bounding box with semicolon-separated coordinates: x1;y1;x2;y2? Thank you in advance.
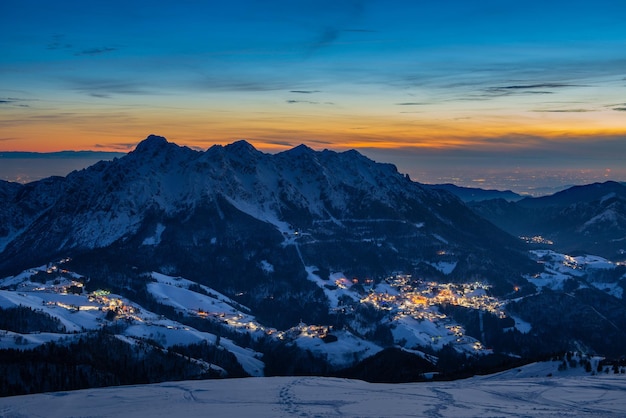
93;143;137;151
0;97;33;108
65;77;157;97
286;100;334;105
531;109;594;113
478;83;586;98
494;83;583;90
46;34;72;51
306;26;341;55
74;47;117;56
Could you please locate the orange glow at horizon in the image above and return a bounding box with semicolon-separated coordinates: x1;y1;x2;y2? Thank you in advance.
2;106;625;154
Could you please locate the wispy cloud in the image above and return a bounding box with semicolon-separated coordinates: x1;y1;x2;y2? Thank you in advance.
74;47;117;56
65;77;156;97
306;26;341;55
481;83;584;98
88;93;111;99
493;83;582;90
264;139;295;147
286;100;334;105
531;109;594;113
0;97;32;108
46;34;117;57
395;102;429;106
93;142;137;151
46;34;72;51
613;107;626;111
304;20;376;57
361;133;626;169
191;75;290;92
290;90;321;94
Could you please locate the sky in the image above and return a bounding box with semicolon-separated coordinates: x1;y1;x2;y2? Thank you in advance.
1;0;626;190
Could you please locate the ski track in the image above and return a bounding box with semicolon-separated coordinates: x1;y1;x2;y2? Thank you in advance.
278;377;349;417
1;376;626;417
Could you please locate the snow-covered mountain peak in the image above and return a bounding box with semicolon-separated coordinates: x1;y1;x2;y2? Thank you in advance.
129;135;199;165
224;139;260;155
133;134;170;152
280;143;316;157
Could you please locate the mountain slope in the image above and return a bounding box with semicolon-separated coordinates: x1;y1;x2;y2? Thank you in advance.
0;136;535;327
470;181;626;260
424;183;522;202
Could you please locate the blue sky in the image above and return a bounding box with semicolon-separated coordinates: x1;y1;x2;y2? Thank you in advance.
1;0;626;187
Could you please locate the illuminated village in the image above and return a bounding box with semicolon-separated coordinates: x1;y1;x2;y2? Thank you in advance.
5;258;510;357
361;274;506;319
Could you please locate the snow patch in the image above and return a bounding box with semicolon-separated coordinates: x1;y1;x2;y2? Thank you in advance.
259;260;274;274
583;209;618;229
506;314;532;334
600;192;617;204
142;223;166;246
432;234;448;244
428;261;457;275
305;267;360;309
292;328;382;368
391;315;487;354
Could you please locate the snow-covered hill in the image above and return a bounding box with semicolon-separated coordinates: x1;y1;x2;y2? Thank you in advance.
0;263;264;377
1;372;625;417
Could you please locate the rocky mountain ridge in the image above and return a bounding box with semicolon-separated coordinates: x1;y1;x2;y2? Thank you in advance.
0;136;532;304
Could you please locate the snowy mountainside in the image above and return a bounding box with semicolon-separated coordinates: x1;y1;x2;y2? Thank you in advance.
0;135;534;329
527;250;624;298
504;249;626;358
1;245;626;396
3;249;625;387
0;263;263;377
469;180;626;260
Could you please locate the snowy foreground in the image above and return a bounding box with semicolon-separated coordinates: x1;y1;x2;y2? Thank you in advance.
1;372;625;417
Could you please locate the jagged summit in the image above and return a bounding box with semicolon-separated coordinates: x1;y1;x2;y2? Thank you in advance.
134;134;169;152
279;143;316;157
224;139;259;154
130;135;199;163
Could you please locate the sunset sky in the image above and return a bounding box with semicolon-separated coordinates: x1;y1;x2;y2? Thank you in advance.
2;0;626;185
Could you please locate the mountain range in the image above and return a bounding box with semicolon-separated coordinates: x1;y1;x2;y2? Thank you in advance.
468;180;626;260
0;135;534;322
1;135;625;396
